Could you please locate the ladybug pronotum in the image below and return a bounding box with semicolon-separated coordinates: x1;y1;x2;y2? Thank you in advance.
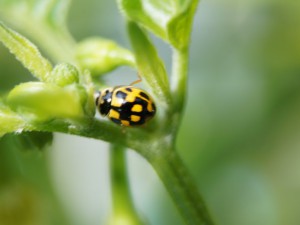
95;86;156;126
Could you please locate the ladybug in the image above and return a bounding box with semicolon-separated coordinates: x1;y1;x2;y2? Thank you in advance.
95;86;156;126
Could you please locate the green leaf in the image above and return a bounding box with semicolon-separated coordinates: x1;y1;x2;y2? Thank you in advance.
118;0;167;40
12;131;53;151
0;0;75;62
0;0;71;28
0;22;53;81
167;0;199;49
7;82;87;121
128;22;171;105
118;0;199;49
76;38;135;76
0;102;26;137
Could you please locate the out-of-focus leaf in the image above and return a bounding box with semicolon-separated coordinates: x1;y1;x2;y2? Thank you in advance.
76;37;135;76
128;22;171;105
41;0;71;27
0;0;71;27
118;0;199;49
12;131;53;151
0;0;75;62
0;135;71;225
0;184;50;225
0;22;52;81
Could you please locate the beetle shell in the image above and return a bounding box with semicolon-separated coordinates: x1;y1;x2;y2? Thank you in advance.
96;86;156;126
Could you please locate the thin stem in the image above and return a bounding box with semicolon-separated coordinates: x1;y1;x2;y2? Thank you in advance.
110;144;134;213
33;117;148;148
149;149;215;225
109;144;144;225
170;47;189;115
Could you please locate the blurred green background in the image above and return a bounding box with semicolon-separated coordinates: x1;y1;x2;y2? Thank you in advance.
1;0;300;225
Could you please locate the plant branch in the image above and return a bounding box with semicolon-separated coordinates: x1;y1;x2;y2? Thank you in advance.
170;47;189;116
109;144;144;225
33;117;149;148
33;117;215;225
148;148;215;225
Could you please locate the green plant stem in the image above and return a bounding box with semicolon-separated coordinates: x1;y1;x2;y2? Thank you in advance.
110;144;132;213
109;144;144;225
171;47;189;116
34;118;133;146
148;149;215;225
33;117;157;149
32;118;214;225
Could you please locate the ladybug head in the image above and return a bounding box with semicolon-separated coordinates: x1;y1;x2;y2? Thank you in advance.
96;88;113;116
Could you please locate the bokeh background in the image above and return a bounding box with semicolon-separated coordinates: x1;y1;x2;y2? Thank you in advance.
1;0;300;225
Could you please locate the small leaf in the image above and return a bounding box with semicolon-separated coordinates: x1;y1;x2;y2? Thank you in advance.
118;0;167;40
7;82;87;121
0;22;53;81
76;38;135;76
118;0;199;49
118;0;198;49
0;102;26;137
128;22;171;105
167;0;199;49
48;63;79;86
12;131;53;151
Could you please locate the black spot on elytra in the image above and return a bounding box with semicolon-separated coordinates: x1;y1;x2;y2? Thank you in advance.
126;87;132;92
116;90;127;99
139;91;150;100
111;96;155;126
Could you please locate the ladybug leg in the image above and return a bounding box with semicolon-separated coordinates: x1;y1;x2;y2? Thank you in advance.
130;72;142;86
121;126;127;134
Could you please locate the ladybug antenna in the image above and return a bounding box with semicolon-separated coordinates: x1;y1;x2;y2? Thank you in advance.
130;72;142;86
